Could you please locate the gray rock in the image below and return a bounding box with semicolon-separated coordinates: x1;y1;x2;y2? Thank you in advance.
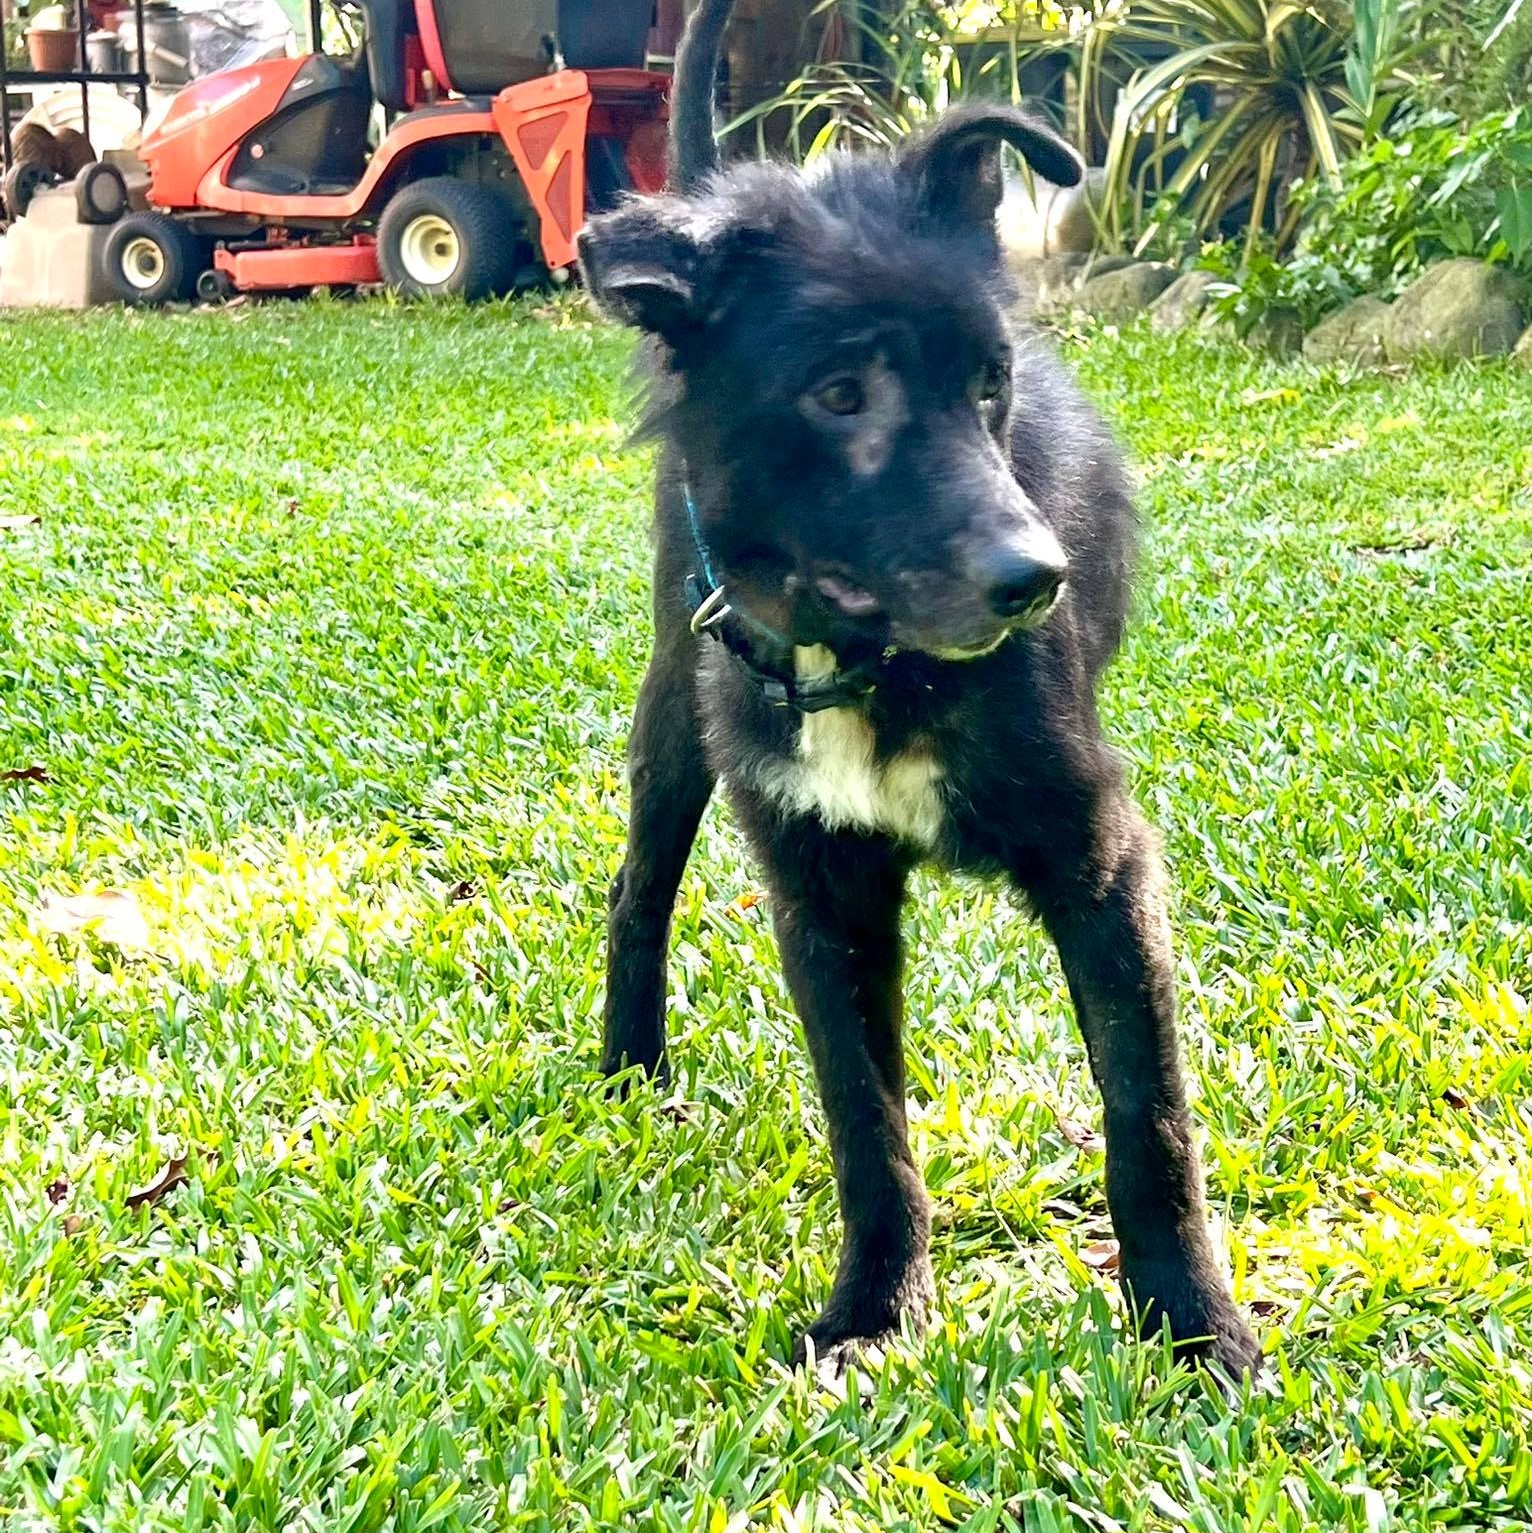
1382;259;1528;362
1020;253;1148;319
1149;269;1221;332
1247;307;1304;356
1302;296;1391;366
1081;253;1138;279
1515;321;1532;368
1010;252;1082;316
1076;261;1178;322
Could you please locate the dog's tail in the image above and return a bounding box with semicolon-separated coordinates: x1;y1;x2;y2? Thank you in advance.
669;0;737;193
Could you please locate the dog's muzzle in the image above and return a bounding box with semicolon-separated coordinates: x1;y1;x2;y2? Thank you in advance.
976;545;1068;629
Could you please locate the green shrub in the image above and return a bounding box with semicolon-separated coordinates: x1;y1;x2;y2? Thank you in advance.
1200;107;1532;334
1472;0;1532;114
1297;108;1532;294
1420;0;1532;118
1194;237;1354;337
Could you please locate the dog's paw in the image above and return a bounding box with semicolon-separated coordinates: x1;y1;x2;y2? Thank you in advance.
791;1326;896;1397
792;1270;932;1388
1206;1314;1264;1380
1176;1308;1263;1386
1129;1267;1263;1384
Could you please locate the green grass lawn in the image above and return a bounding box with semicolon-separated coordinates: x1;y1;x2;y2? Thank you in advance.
1;299;1530;1533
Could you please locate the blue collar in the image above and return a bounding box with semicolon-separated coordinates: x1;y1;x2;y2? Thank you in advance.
681;485;878;713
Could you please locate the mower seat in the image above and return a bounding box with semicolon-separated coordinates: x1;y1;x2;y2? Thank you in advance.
227;53;374;197
417;0;653;95
559;0;654;70
354;0;413;113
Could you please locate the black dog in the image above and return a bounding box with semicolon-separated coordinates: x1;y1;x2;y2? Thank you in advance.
578;0;1259;1377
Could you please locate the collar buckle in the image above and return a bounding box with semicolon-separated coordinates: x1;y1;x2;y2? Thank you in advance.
683;488;877;714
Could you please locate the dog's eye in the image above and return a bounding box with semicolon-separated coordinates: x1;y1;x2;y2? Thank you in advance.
971;361;1009;404
816;378;866;416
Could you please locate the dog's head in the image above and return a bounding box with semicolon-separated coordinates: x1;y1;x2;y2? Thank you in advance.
579;108;1084;661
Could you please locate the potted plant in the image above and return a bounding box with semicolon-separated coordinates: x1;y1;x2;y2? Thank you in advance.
27;3;81;72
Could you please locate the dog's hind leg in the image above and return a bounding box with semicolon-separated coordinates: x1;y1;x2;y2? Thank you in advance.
732;802;929;1368
602;640;714;1082
1021;793;1260;1378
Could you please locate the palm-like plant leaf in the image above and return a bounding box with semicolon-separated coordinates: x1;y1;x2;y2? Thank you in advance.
1082;0;1412;253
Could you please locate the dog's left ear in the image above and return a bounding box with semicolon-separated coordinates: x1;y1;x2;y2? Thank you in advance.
899;106;1083;228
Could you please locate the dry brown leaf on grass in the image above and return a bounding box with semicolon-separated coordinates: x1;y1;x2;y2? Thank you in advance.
1442;1087;1471;1110
62;1214;86;1237
2;766;51;783
39;890;150;949
1054;1112;1106;1154
447;879;477;904
1313;435;1364;459
728;890;766;914
1351;534;1441;558
125;1155;190;1210
47;1176;70;1205
1079;1239;1122;1276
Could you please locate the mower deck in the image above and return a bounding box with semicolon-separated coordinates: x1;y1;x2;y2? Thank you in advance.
212;238;382;292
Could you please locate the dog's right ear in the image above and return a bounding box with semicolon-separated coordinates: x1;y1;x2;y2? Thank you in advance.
577;199;721;344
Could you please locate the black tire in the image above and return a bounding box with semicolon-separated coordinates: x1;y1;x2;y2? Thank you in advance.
75;162;129;226
196;267;235;303
102;213;206;305
377;177;518;300
3;161;53;222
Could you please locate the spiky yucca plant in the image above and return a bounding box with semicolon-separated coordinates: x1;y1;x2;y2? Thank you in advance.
1086;0;1415;257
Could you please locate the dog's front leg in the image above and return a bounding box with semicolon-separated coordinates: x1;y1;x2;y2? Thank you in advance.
603;640;715;1082
737;804;929;1369
1026;800;1260;1378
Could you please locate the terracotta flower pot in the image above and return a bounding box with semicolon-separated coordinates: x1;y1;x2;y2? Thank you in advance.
27;27;81;73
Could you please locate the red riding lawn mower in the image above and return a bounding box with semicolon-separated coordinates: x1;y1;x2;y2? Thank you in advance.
101;0;667;303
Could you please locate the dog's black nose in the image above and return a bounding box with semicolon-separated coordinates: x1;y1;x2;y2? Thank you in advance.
982;549;1067;624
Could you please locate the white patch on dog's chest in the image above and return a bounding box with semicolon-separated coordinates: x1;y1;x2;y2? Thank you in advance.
757;647;946;847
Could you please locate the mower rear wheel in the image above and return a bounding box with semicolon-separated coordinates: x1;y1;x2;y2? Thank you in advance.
378;178;517;301
102;213;207;305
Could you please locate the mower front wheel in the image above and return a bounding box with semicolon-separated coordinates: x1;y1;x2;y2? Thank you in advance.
103;213;207;305
378;179;518;301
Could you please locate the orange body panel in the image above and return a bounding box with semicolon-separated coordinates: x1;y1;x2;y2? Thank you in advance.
214;240;382;290
193;106;500;219
140;58;305;208
493;71;593;271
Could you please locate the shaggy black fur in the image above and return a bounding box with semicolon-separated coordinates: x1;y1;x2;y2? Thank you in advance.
578;0;1259;1376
